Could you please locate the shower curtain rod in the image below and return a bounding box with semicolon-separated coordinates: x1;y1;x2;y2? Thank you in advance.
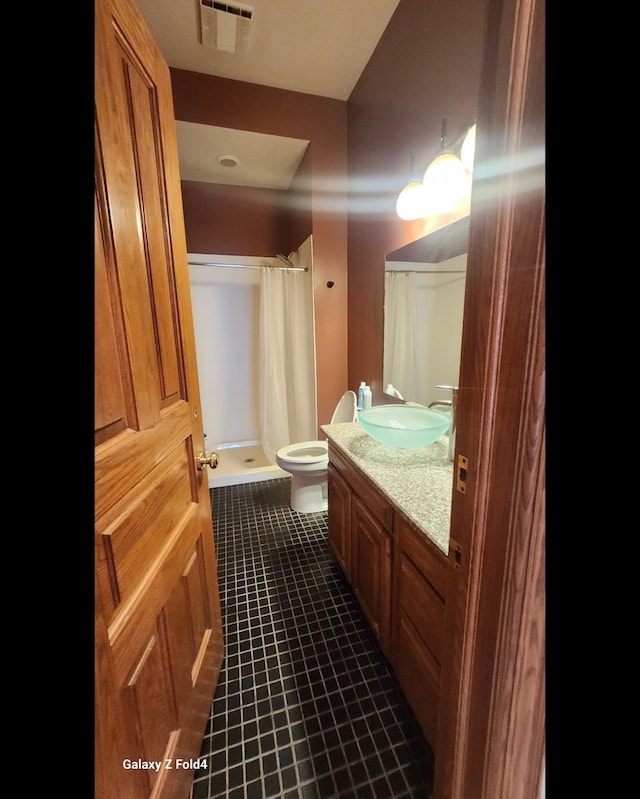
386;268;466;274
188;260;307;272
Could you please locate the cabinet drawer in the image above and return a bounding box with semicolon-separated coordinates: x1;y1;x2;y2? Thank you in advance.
329;443;392;531
398;514;448;599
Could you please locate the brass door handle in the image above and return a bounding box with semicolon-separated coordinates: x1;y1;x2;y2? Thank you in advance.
196;451;219;470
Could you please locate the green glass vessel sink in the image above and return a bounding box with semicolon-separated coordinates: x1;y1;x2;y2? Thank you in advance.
357;404;450;448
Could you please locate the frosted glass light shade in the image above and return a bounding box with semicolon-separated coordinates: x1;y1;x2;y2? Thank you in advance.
422;152;470;214
461;124;476;172
395;179;428;220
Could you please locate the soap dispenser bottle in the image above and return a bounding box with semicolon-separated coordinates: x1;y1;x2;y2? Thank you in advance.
357;381;366;411
363;384;372;409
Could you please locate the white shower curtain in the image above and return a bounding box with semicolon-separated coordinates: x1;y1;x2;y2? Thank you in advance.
384;270;419;401
259;240;317;464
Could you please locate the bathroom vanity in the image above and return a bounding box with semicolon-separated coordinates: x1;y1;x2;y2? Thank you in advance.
322;421;455;753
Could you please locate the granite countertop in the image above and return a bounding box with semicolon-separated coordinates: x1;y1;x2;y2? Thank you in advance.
321;421;453;555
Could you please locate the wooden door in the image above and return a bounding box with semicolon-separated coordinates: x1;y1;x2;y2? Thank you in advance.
94;1;224;797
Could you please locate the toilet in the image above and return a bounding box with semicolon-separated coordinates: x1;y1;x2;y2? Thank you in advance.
276;391;357;513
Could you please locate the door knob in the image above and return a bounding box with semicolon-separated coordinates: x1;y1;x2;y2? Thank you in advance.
196;451;219;470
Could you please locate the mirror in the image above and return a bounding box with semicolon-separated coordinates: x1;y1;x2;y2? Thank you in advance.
383;216;469;406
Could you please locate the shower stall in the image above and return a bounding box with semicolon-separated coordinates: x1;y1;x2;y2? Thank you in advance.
189;242;316;487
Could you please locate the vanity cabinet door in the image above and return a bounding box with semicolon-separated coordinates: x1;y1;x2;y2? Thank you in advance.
351;495;393;656
327;463;352;579
393;514;449;749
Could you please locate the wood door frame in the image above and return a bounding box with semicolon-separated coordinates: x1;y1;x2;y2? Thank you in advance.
434;0;545;796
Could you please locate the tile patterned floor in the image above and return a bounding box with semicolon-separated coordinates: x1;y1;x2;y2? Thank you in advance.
190;478;434;799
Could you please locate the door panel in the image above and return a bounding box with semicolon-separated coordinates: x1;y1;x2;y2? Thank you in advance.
351;496;392;654
126;632;175;795
95;194;127;430
327;464;351;577
95;1;224;797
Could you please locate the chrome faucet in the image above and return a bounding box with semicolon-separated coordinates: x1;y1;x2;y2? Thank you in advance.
429;385;458;461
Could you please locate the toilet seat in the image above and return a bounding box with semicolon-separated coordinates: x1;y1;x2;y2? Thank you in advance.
276;440;328;474
277;440;328;462
276;390;358;513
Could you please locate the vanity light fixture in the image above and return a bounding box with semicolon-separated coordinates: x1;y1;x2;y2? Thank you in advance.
421;118;470;215
395;120;476;220
395;153;428;220
460;123;476;172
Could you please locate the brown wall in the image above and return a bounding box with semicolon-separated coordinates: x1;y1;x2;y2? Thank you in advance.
170;70;348;433
347;0;490;401
181;181;295;256
180;130;314;258
170;0;490;429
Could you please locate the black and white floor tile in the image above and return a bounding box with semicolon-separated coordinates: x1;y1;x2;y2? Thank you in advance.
190;478;433;799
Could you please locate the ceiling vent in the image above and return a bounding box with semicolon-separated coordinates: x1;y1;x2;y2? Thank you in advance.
199;1;254;54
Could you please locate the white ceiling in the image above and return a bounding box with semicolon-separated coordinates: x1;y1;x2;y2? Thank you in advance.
135;0;401;189
175;122;310;189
